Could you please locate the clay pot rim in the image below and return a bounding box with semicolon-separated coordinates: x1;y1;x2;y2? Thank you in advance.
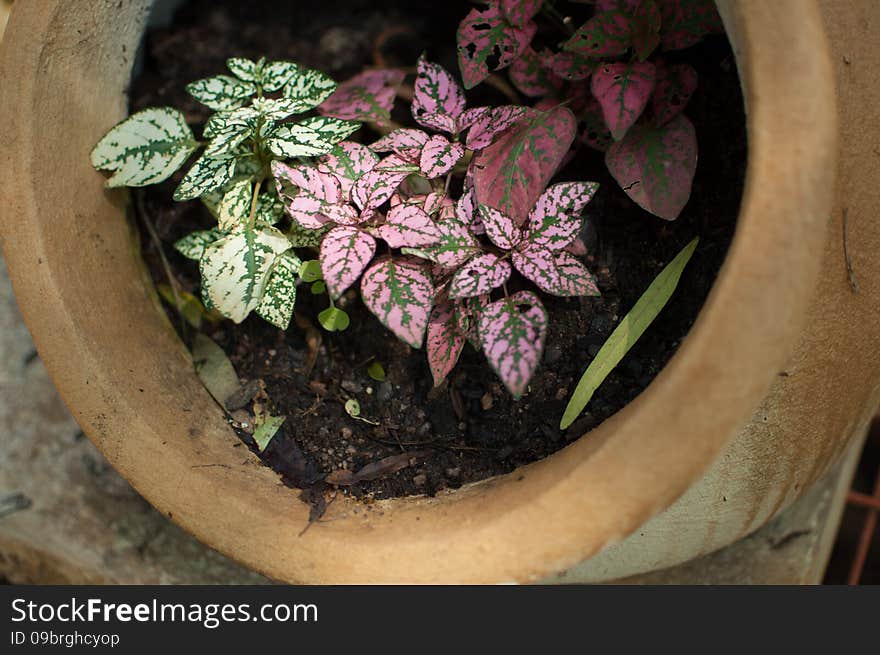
0;0;837;583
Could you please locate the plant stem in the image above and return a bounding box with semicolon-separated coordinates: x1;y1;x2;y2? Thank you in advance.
246;177;263;230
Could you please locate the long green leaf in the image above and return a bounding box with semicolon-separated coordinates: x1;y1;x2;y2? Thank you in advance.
560;236;699;429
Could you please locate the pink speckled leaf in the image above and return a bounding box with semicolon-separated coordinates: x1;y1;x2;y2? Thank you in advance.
449;253;512;299
591;62;656;141
509;47;563;98
419;135;465;179
426;300;466;386
361;257;435;348
317;141;379;196
605;113;697;220
411;214;481;270
369;129;429;162
652;62;698;126
511;242;561;293
412;57;466;134
423;192;446;216
529;182;599;250
478;291;547;399
563;11;632;57
272;160;356;228
318;69;405;125
351;155;412;216
456;185;478;229
320;225;377;298
458;107;491;132
540;50;595;81
465;105;531;151
457;3;537;90
553;251;600;296
478;204;523;250
502;0;543;28
659;0;724;51
375;204;441;248
472;106;576;225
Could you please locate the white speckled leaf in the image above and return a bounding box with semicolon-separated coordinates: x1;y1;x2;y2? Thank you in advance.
217;178;253;231
204;121;251;159
199;226;292;323
283;65;338;109
174;229;223;260
186;75;256;111
173;153;238;201
226;57;258;82
256;251;301;329
268;116;360;158
91;107;197;188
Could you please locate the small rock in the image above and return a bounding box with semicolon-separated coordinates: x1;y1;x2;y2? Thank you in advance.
345;445;357;455
445;467;461;479
341;380;362;394
340;427;353;440
480;392;494;411
376;381;393;403
555;387;568;401
413;474;427;486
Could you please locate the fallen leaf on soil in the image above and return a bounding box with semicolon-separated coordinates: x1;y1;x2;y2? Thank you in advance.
224;378;263;411
191;333;240;409
325;451;430;486
252;414;286;452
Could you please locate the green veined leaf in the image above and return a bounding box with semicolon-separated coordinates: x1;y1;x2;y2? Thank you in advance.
252;414;285;452
260;60;301;93
287;222;330;249
283;67;338;112
173;228;224;260
173;153;238;201
267;116;360;158
217;178;253;231
256;251;300;329
199;226;292;323
200;158;262;217
560;236;699;429
204;122;251;159
226;57;258;82
186;75;256;111
90;107;197;188
255;191;284;227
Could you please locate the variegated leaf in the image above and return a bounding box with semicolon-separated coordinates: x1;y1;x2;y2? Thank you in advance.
426;299;467;386
458;106;491;132
553;250;600;296
250;97;300;122
320;226;377;298
472;106;576;224
591;62;656;141
605;113;697;220
478;291;547;399
281;66;338;109
374;204;441;248
217;178;253;231
528;182;599;250
174;229;223;260
317;141;379;196
318;69;405;125
631;0;662;61
186;75;256;111
350;157;411;216
424;192;447;216
173;153;237;201
457;3;537;89
580;94;614;151
256;251;301;329
478;204;523;250
361;257;434;348
199;226;291;323
465;105;531;151
412;56;466;134
273;161;356;228
425;215;481;269
502;0;543;28
287;222;331;249
262;60;303;92
652;62;698;127
267;116;360;158
509;46;563;98
369;129;430;162
419;135;465;179
539;50;595;82
91;108;197;188
562;11;632;57
510;242;562;293
204;122;250;159
226;57;258;82
449;253;511;299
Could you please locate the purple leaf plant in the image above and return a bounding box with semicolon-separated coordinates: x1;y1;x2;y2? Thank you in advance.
277;57;601;398
455;0;724;221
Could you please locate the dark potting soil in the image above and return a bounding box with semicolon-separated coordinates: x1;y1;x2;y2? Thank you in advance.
131;0;746;501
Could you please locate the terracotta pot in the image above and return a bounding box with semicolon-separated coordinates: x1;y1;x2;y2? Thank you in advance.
0;0;871;584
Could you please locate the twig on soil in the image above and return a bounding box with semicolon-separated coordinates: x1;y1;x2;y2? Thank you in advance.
842;208;859;293
135;190;189;339
294;311;322;375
